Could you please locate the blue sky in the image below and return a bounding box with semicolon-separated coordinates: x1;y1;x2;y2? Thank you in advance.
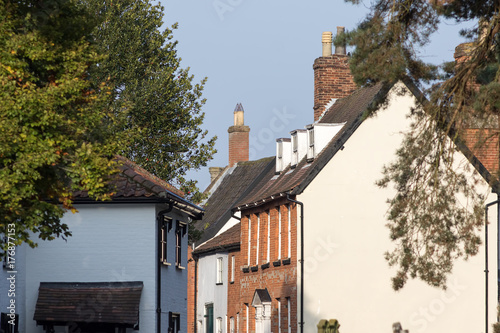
161;0;472;190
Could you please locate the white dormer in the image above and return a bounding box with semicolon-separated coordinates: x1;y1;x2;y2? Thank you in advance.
290;129;307;168
276;138;291;173
306;123;345;161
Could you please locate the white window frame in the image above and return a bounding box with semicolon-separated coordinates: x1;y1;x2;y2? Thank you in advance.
277;298;281;332
256;214;260;266
247;216;251;266
278;207;282;260
266;210;270;263
216;317;222;333
237;312;240;333
216;257;223;284
307;127;315;160
245;304;249;333
287;298;291;333
230;316;235;333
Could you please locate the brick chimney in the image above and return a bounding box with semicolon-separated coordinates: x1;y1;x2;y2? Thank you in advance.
228;103;250;167
313;27;357;122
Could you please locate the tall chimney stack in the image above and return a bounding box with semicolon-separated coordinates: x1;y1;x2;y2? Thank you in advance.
313;27;357;122
228;103;250;167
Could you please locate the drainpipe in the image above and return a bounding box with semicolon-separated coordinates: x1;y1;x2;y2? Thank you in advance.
286;193;304;333
193;248;199;333
157;204;173;333
485;199;499;333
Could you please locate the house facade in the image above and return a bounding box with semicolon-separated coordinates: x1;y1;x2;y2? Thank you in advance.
0;156;203;333
191;28;499;333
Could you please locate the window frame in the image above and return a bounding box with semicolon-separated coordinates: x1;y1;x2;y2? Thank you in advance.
160;217;172;265
175;221;187;269
216;257;223;285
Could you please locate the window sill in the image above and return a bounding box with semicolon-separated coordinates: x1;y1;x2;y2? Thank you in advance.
272;260;281;267
250;265;258;272
161;261;171;266
260;262;270;270
242;266;250;273
282;258;291;265
230;281;234;284
176;265;185;270
216;282;223;286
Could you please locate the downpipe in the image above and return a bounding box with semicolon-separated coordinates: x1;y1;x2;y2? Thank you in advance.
157;204;173;333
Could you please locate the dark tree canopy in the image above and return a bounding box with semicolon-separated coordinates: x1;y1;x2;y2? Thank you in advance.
344;0;500;289
86;0;217;202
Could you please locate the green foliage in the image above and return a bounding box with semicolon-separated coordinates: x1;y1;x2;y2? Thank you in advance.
86;0;217;202
0;0;126;249
346;0;500;289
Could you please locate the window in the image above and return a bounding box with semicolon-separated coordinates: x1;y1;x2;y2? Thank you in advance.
160;217;172;265
266;211;270;263
256;214;260;266
245;304;249;333
247;216;251;266
230;255;235;283
291;133;298;166
230;317;235;333
169;312;180;333
176;221;187;269
1;313;19;333
216;257;223;284
287;205;291;259
307;127;314;160
236;313;240;333
277;299;281;332
277;207;281;259
287;298;291;333
216;317;222;333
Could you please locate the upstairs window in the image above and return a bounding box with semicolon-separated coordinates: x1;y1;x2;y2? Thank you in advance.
307;127;315;161
176;221;187;269
291;133;298;166
216;257;223;284
266;211;270;263
169;312;180;333
160;217;172;265
231;255;235;283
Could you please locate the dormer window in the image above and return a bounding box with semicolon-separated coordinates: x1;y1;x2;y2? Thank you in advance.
276;138;291;173
291;134;298;167
290;130;307;168
307;127;315;161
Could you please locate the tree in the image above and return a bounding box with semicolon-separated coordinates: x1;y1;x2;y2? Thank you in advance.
0;0;127;249
343;0;500;289
86;0;217;203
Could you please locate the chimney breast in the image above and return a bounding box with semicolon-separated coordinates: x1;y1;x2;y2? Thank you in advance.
228;103;250;167
313;27;356;122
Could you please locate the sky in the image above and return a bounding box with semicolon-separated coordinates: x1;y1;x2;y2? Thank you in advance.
160;0;473;191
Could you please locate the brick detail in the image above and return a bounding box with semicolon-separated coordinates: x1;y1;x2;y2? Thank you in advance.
229;199;299;333
228;125;250;167
313;55;356;122
462;128;499;174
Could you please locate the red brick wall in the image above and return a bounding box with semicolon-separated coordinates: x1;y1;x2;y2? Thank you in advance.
187;246;195;333
228;126;250;167
313;54;356;122
462;128;499;175
227;248;241;332
235;199;299;333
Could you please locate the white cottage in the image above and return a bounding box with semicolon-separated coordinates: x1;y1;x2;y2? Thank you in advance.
0;156;203;333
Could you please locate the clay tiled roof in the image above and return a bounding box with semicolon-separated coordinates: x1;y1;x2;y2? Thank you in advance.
236;83;386;208
195;157;275;244
34;281;143;327
74;155;184;200
193;222;241;255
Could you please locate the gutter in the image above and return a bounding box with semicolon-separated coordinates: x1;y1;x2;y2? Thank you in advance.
156;204;173;333
286;193;304;333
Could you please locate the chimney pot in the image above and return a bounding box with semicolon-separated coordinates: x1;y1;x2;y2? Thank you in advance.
322;31;333;57
335;26;346;55
228;103;250;167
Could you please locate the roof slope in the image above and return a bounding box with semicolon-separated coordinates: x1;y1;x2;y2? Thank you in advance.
235;83;386;208
195;157;275;244
193;222;240;255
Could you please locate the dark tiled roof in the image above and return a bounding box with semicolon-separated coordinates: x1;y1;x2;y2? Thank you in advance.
74;155;184;200
195;157;275;244
193;222;240;255
236;83;387;208
34;281;143;327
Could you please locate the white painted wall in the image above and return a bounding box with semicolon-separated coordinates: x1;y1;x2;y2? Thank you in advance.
23;204;157;333
197;252;229;333
297;82;498;333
